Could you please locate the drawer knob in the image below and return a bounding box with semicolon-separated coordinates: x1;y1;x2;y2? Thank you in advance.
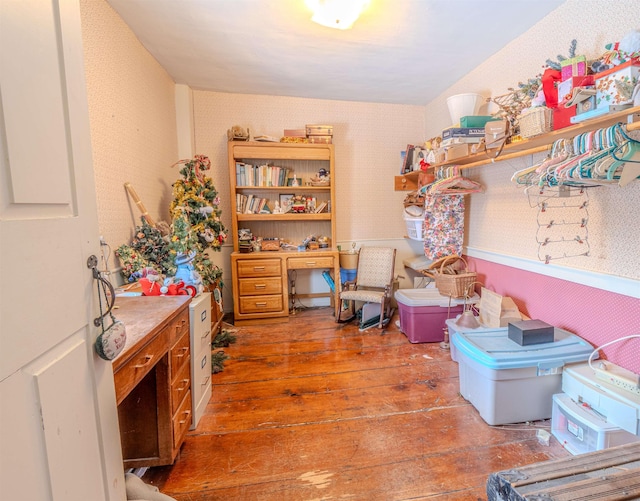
176;379;189;392
254;284;266;289
133;354;154;369
179;410;192;425
201;376;211;386
306;261;316;266
255;302;267;307
201;330;210;340
253;266;266;271
176;347;188;359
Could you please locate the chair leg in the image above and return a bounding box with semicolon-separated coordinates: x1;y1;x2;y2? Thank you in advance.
378;301;385;328
336;298;357;324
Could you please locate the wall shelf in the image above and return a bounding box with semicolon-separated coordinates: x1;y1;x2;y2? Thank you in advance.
394;106;640;191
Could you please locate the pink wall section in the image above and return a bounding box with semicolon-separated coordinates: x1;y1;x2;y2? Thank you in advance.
466;257;640;374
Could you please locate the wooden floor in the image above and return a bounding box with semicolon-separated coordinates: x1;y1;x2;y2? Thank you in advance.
143;307;569;500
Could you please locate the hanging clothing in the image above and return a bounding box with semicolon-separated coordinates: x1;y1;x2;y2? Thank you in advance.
422;193;465;259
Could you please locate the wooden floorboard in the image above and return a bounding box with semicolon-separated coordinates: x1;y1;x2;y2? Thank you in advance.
143;307;569;500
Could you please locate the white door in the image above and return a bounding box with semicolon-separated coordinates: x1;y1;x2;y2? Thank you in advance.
0;1;124;499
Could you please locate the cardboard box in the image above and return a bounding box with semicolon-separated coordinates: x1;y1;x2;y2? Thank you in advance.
443;143;471;162
561;55;587;81
508;319;554;346
479;287;522;328
595;60;640;108
442;127;485;140
441;137;483;146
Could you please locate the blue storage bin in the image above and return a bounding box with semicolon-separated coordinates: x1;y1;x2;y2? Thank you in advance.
340;268;357;284
451;326;595;425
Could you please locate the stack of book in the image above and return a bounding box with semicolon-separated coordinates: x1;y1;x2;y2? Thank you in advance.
235;162;291;187
236;194;272;214
441;127;485;146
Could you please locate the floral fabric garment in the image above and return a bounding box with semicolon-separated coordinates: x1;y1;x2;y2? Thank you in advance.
422;193;465;259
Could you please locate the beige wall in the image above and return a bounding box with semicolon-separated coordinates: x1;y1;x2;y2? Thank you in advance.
192;92;425;244
190;92;428;295
424;0;640;282
80;0;178;274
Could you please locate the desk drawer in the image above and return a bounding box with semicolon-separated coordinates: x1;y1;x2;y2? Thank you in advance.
288;256;334;269
238;276;282;296
114;328;168;404
172;389;192;449
237;258;281;278
171;358;191;414
171;331;190;379
239;294;283;314
168;308;189;345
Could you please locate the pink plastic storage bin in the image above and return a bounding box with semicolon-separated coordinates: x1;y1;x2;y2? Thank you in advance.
395;288;465;343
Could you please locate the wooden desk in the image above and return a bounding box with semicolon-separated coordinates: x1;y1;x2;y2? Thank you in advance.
112;296;192;468
231;249;340;325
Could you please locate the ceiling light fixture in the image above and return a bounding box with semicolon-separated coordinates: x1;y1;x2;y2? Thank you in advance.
306;0;369;30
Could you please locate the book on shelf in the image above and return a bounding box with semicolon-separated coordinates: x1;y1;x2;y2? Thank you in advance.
235;162;291;187
401;144;415;174
314;201;328;213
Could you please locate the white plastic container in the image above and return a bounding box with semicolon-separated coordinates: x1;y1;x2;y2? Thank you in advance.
446;93;483;125
562;362;640;435
551;393;639;455
445;318;506;363
403;212;424;241
451;327;595;425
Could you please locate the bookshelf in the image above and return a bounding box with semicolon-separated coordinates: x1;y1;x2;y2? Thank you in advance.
227;141;338;325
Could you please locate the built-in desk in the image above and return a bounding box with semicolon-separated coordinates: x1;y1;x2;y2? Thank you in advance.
112;295;192;468
231;249;340;325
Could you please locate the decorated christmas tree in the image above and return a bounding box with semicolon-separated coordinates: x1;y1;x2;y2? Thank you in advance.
169;154;227;287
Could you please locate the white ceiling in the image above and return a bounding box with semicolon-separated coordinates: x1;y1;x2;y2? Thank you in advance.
106;0;566;106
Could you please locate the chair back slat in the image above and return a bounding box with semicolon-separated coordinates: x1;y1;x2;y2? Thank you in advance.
356;247;396;289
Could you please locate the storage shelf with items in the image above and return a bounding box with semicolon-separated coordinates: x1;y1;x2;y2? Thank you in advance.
394;106;640;191
228;141;339;325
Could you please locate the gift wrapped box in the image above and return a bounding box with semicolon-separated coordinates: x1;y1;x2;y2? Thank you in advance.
556;75;595;104
595;60;640;108
560;55;587;81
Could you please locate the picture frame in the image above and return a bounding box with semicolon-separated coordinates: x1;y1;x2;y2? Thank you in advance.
279;194;294;207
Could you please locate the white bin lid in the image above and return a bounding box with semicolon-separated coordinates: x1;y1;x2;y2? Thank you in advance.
451;327;595;370
394;288;477;307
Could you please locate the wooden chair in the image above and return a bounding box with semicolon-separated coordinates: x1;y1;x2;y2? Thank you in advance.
336;246;396;328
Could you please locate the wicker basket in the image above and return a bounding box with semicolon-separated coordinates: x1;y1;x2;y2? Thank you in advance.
518;107;553;138
421;255;477;298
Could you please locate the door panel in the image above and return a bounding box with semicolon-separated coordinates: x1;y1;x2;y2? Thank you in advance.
29;333;105;500
1;0;73;205
0;1;124;499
